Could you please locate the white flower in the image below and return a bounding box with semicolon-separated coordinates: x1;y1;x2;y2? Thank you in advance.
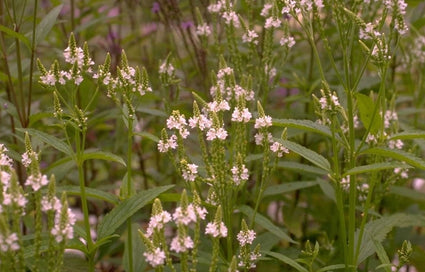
146;211;172;237
182;163;198;182
159;62;174;76
25;174;49;191
341;176;350;191
189;114;212;131
0;233;20;252
384;110;398;128
270;141;289;157
51;207;76;243
208;100;230;112
41;196;62;212
260;3;273;17
205;221;228;238
173;205;197;225
232;108;252;123
63;46;84;67
242;30;259;44
157;134;178;153
237;229;256;246
196;23;212;36
0;171;11;187
280;36;296;48
206;127;228;141
264;17;281;29
254;116;273;129
254;132;272;145
222;11;240;28
21;151;35;167
231;164;249;185
394;168;409;179
170;235;194;253
144;247;166;267
40;71;56;86
388;139;404;150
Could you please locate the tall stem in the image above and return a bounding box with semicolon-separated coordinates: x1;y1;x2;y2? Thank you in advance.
126;117;134;272
27;0;38;125
76;129;95;271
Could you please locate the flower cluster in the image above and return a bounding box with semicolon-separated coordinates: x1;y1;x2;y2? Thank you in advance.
140;196;209;269
236;219;261;269
231;164;249;185
39;34;92;87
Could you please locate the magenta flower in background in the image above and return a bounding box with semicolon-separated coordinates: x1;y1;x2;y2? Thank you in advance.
152;2;160;14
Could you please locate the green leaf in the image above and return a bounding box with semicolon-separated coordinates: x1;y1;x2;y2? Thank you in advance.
273;119;333;138
18;128;73;155
265;251;308;272
123;223;146;272
389;185;425;203
97;185;174;240
264;181;318;197
135;107;167;117
57;186;119;205
389;131;425;140
83;150;126;166
278;139;331;172
317;178;336;202
238;205;296;244
356;93;382;134
0;25;31;51
372;239;392;272
361;147;425;170
356;213;425;264
33;5;63;46
316;264;349;272
63;251;89;272
275;161;327;176
134;132;160;143
343;162;412;176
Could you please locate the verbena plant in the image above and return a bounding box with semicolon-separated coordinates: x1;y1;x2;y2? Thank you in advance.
1;0;425;271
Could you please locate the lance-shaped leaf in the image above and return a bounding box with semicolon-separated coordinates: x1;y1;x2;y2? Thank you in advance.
97;185;174;240
361;147;425;170
277;139;331;172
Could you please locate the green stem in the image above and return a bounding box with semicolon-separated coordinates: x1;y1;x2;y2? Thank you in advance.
27;0;38;126
76;129;95;271
126;116;134;272
251;140;270;227
15;36;26;126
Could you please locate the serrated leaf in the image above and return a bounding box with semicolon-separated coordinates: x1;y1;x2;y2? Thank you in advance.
97;185;174;240
264;181;318;197
63;252;89;272
83;150;126;166
273;119;333;138
0;25;31;51
57;186;119;205
361;147;425;170
275;161;327;176
356;93;382;134
278;139;331;171
18;128;73;155
389;131;425;140
389;185;425;202
373;239;392;272
344;162;412;176
238;205;296;244
356;213;425;264
265;251;308;272
33;5;63;46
